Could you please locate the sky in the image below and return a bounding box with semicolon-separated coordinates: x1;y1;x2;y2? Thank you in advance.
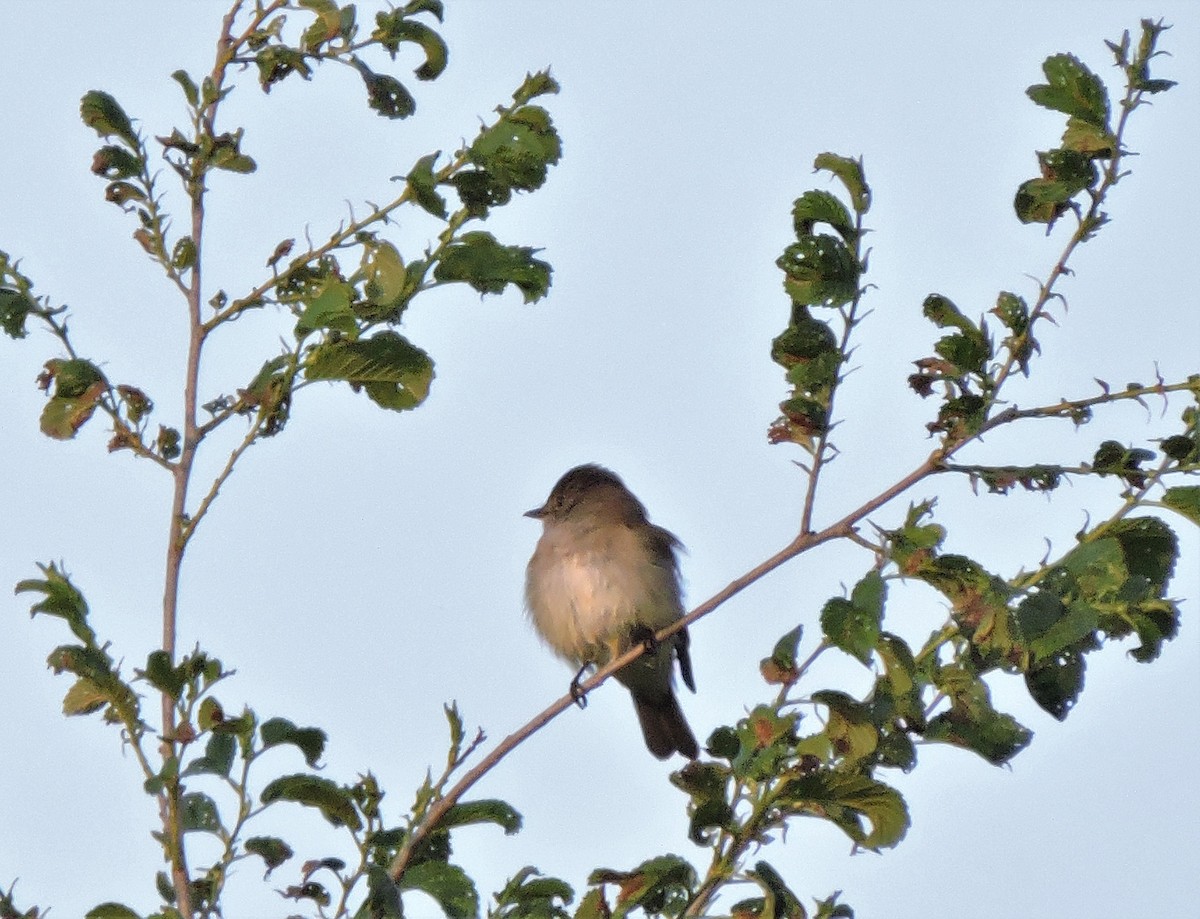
1;3;1198;918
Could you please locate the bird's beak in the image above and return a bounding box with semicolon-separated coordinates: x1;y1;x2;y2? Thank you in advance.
524;505;545;519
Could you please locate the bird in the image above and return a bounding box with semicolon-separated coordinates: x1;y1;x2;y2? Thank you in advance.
524;464;698;759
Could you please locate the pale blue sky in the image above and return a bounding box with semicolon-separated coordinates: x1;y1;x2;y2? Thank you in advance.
1;4;1197;917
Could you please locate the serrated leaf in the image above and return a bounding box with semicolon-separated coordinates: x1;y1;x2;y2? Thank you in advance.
372;13;448;81
469;105;561;193
1027;53;1110;127
492;866;574;919
62;677;109;716
16;562;95;644
1109;516;1177;591
406;151;447;218
85;904;143;919
360;240;410;312
38;358;108;440
760;624;803;685
926;667;1032;765
0;285;40;338
171;69;199;106
245;835;294;875
261;717;327;768
777;234;859;308
294;277;357;336
305;331;434;411
1024;649;1086;720
260;774;362;830
1162;486;1200;526
589;855;696;913
746;860;806;919
398;861;478;919
811;690;878;765
356;62;416;119
820;572;884;666
184;732;236;778
80;90;138;147
142;649;185;700
513;69;560;104
181;792;222;834
441;798;523;835
793;189;856;243
362;866;404;919
433;231;551;303
813;152;870;213
777;771;909;850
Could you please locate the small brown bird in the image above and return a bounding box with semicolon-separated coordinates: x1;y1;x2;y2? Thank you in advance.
524;464;698;759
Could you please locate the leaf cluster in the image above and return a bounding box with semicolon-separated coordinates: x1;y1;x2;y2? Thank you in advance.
768;154;868;450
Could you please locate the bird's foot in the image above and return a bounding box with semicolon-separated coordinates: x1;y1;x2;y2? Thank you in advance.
630;624;658;655
569;664;590;709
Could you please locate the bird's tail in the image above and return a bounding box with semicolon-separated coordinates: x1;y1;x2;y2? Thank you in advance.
633;691;699;760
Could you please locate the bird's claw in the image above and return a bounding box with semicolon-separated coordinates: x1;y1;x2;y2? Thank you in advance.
631;624;658;655
570;664;589;709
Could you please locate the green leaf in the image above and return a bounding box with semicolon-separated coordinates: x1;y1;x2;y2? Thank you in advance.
171;69;200;106
260;774;362;830
588;855;696;915
305;331;434;411
1013;177;1073;226
777;234;859;308
1024;649;1086;721
759;624;803;685
573;889;610;919
360;240;410;314
184;732;237;778
1109;516;1177;591
777;771;909;850
469;105;562;193
512;69;560;105
1061;116;1117;157
16;562;95;644
294;276;358;336
261;717;326;768
1015;592;1098;662
0;286;39;339
492;866;573;919
141;649;185;700
820;571;885;666
299;0;347;52
245;835;294;876
356;61;416;119
813;152;870;213
926;666;1032;765
85;904;143;919
362;866;405;919
181;792;222;834
80;90;138;147
372;12;448;81
1027;54;1110;126
811;690;878;766
38;358;108;439
745;861;806;919
793;189;857;243
433;231;551;303
91;145;143;180
255;45;312;92
406;151;447;218
62;677;109;716
441;799;523;835
813;890;855;919
398;861;478;919
206;130;257;174
1162;486;1200;525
